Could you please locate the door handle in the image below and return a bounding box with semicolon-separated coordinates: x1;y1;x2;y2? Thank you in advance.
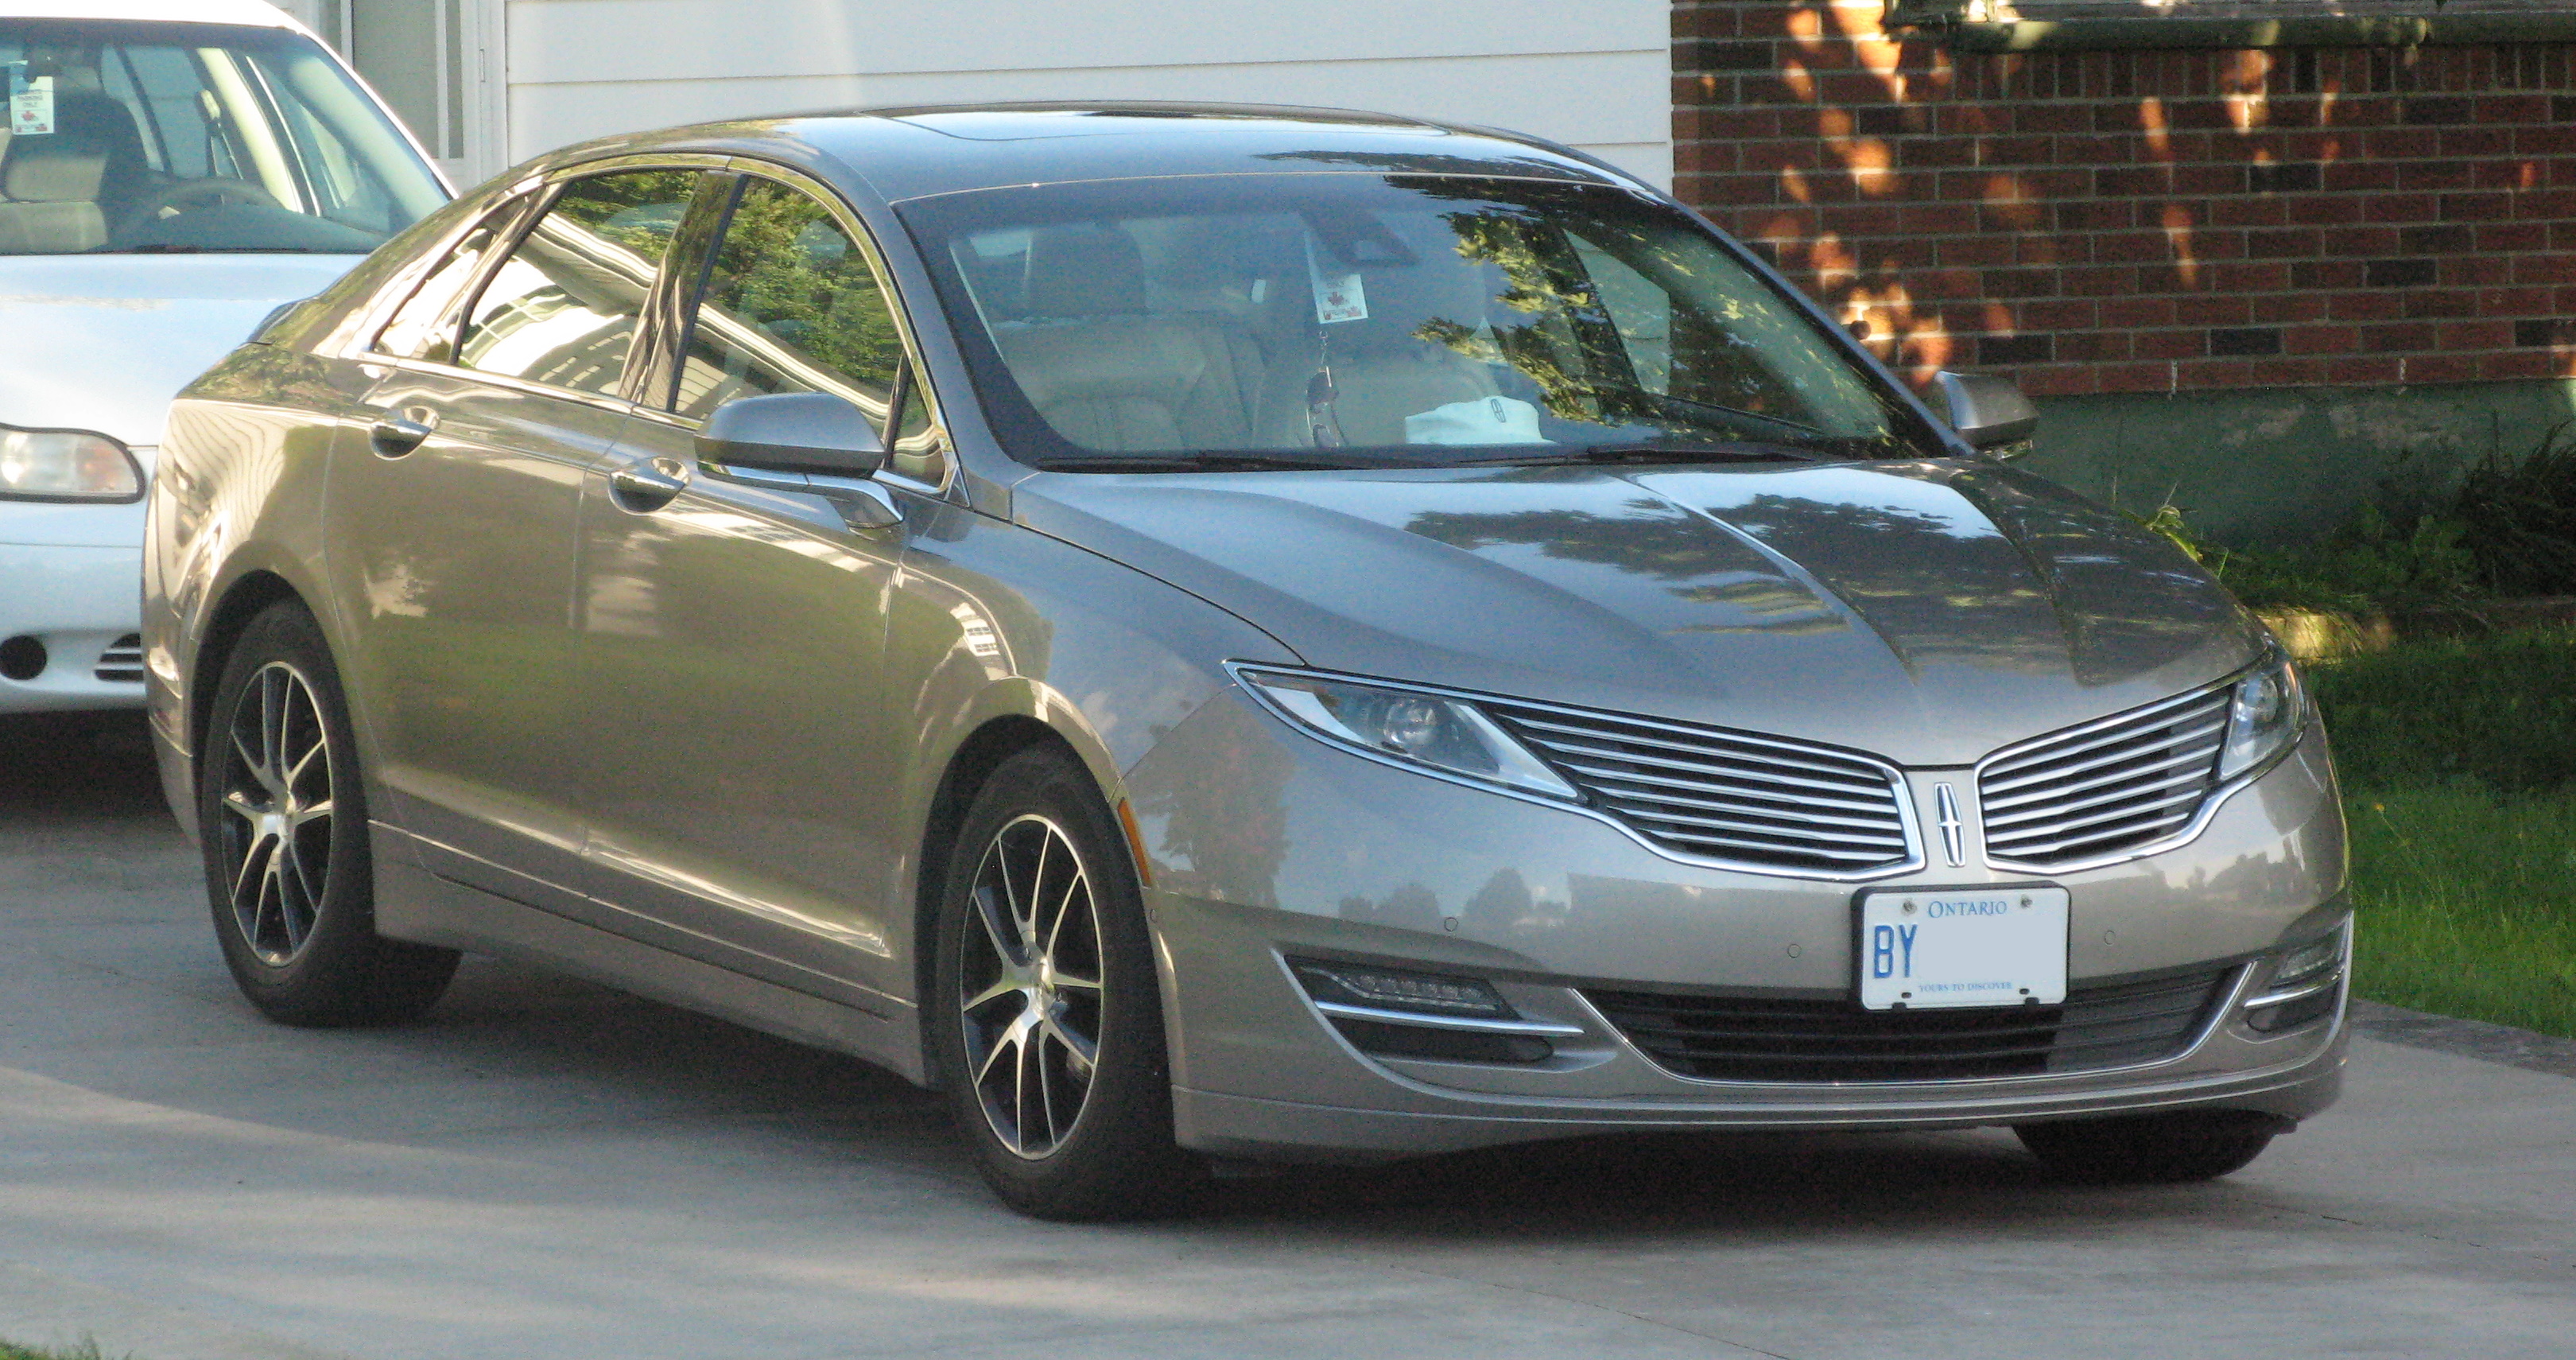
369;406;437;457
609;456;692;511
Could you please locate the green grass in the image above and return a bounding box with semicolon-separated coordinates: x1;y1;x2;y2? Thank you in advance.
2345;787;2576;1038
2309;628;2576;1039
2309;628;2576;791
0;1339;118;1360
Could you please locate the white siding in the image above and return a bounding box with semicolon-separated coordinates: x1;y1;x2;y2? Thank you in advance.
502;0;1672;187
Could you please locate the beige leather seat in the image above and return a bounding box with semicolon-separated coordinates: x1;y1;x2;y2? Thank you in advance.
0;92;149;254
991;227;1262;452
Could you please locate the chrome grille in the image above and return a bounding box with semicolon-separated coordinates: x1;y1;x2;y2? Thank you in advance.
1978;686;2231;869
93;634;143;684
1485;701;1914;875
1585;965;2235;1083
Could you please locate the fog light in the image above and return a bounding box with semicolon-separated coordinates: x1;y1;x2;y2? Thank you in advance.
1291;959;1513;1019
0;635;45;682
2244;919;2348;1035
2271;923;2347;989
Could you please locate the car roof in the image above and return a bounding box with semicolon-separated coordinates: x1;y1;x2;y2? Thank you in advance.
541;102;1638;207
1;0;296;28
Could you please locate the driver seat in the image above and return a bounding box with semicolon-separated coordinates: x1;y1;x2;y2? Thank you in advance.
0;91;149;253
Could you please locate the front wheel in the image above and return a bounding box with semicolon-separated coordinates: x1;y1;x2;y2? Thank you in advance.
2015;1109;2287;1184
929;746;1198;1219
199;600;457;1026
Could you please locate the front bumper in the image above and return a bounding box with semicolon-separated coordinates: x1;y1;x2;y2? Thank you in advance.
0;541;145;713
1128;690;2349;1163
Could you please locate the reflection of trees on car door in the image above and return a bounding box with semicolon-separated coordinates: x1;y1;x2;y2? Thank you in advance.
328;169;692;908
572;172;937;1012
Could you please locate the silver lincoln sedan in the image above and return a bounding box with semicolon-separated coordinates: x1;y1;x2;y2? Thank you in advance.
144;103;2349;1219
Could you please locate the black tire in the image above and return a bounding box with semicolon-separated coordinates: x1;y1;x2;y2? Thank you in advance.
929;745;1200;1219
2015;1109;2287;1184
199;600;457;1026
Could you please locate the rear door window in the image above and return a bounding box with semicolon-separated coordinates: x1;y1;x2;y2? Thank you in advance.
456;169;698;398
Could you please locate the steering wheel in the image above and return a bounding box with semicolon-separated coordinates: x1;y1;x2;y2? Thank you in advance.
140;177;282;218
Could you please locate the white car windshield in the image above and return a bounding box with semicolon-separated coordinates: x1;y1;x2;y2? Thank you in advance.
902;173;1938;469
0;17;444;256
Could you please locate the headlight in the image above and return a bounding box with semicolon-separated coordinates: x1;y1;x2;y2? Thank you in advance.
0;425;142;502
1235;667;1578;800
2217;649;2309;780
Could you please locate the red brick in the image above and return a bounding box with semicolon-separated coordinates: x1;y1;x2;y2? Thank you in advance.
2174;295;2254;326
2482;350;2571;382
2177;356;2327;387
2134;328;2206;359
2438;320;2515;350
2283;324;2359;356
2099;296;2178;328
2330;290;2409;321
2361;322;2436;353
2479;221;2551;252
2402;355;2481;383
2359;193;2442;224
2326;356;2406;384
2442;192;2517;222
2246;227;2322;259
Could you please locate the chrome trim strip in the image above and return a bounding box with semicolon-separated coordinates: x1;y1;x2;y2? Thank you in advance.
2241;973;2343;1011
1227;662;1928;884
1311;1000;1589;1038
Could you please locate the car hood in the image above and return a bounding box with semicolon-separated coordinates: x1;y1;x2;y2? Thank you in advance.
0;254;362;447
1016;460;2265;765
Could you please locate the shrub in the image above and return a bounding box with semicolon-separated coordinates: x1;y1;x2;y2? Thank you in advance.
2453;424;2576;596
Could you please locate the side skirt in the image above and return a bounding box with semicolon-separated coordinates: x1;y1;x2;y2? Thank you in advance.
370;825;928;1085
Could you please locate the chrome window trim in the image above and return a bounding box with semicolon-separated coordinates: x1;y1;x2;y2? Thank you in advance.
1973;659;2309;876
1309;1000;1588;1038
1570;961;2264;1090
1226;661;1929;884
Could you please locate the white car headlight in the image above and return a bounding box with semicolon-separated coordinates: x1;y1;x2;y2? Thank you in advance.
0;425;142;502
2217;649;2310;781
1235;667;1579;800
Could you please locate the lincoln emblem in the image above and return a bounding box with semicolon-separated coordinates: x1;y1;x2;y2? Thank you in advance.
1935;783;1965;867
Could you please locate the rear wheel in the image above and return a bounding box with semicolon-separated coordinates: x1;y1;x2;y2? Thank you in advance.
2015;1109;2287;1184
200;600;456;1026
930;745;1198;1219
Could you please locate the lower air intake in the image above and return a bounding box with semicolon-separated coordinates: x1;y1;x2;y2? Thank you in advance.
1585;966;2235;1083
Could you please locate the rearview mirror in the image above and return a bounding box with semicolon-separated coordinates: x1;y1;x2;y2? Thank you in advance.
696;392;885;478
1933;371;2039;454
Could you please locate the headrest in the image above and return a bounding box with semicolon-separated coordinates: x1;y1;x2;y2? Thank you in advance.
0;91;143;205
1022;225;1146;318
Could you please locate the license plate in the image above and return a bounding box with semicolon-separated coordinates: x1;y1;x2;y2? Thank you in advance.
1856;886;2068;1011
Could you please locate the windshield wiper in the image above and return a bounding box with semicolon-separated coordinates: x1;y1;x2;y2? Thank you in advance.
1031;452;1391;473
1452;442;1818;468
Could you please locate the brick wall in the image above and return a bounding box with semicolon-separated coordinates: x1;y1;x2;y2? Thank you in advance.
1671;1;2576;398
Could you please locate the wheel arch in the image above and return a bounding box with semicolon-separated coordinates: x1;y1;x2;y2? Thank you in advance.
188;569;308;775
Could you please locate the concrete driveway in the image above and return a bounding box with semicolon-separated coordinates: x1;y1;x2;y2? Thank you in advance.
5;712;2573;1360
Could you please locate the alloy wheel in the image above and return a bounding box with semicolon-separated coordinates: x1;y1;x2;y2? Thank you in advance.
213;661;335;966
957;813;1107;1159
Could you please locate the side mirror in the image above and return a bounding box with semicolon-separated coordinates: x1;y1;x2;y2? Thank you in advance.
696;392;884;479
1933;371;2039;454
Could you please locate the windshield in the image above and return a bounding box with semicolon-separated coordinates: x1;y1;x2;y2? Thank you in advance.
901;173;1938;471
0;18;444;256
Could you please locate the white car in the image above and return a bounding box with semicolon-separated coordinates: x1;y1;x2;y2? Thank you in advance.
0;0;443;712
